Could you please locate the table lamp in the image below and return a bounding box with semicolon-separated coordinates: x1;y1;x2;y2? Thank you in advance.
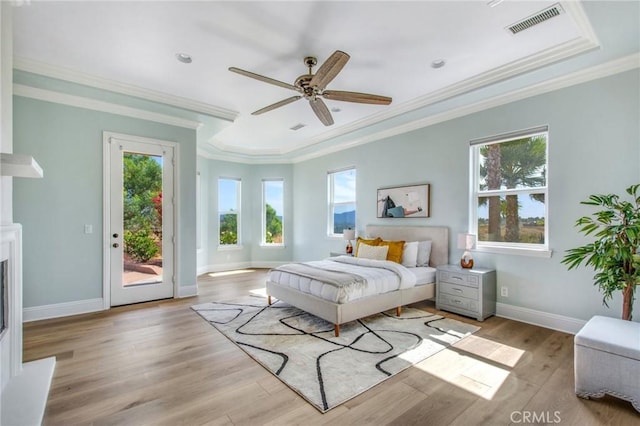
457;233;476;269
343;228;356;254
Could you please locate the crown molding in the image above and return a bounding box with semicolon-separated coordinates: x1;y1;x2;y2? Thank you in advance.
13;57;238;122
277;3;601;157
14;84;202;130
206;52;638;164
290;53;640;163
197;146;293;165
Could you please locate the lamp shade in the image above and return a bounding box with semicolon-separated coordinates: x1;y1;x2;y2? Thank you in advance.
343;229;356;240
457;233;476;250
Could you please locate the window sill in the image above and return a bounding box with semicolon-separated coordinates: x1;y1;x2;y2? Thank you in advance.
474;245;553;258
259;244;286;249
217;245;244;251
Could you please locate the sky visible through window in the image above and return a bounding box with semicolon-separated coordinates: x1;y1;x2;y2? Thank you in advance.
218;179;283;216
218;179;238;211
264;180;283;215
478;196;544;219
333;169;356;213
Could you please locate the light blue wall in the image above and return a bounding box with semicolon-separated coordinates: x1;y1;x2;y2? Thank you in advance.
292;69;640;322
197;157;293;270
13;96;197;307
12;65;640;324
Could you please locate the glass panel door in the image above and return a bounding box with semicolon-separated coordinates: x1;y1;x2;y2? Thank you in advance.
109;137;174;306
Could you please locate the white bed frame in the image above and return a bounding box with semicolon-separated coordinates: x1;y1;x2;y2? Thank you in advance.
266;225;449;336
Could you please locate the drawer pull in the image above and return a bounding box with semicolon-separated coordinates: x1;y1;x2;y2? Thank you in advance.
451;276;463;281
453;288;463;293
452;299;462;304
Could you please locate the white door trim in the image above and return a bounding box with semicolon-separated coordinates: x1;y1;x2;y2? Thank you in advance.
102;131;180;308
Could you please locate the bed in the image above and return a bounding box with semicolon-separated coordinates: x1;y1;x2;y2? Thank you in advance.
266;225;449;336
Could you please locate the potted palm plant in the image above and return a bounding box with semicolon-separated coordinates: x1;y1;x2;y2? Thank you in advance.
562;184;640;321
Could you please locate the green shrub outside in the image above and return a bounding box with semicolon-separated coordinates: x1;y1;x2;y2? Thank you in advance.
124;228;160;263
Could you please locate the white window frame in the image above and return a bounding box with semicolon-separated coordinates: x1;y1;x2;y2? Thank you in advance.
327;167;356;237
469;126;551;257
218;177;241;248
261;178;284;247
196;171;202;251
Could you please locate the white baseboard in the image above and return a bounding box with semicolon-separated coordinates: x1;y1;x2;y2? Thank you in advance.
496;302;586;335
23;285;200;321
197;261;286;276
249;261;287;269
23;298;105;322
177;285;198;298
197;261;252;276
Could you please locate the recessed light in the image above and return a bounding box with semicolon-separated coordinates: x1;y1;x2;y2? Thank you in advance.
431;59;446;69
176;53;192;64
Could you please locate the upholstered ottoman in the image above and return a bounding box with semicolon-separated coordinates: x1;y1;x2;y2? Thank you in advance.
574;315;640;412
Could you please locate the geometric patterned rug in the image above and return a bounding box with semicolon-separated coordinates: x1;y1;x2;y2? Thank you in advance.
192;297;479;412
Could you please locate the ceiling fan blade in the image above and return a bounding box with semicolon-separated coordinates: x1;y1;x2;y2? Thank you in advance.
309;50;350;90
309;97;334;126
322;90;392;105
252;96;303;115
229;67;300;92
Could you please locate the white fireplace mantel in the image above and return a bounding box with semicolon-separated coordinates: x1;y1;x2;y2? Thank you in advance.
1;224;55;425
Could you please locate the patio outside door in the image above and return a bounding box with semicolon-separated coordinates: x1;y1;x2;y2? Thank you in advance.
106;135;175;306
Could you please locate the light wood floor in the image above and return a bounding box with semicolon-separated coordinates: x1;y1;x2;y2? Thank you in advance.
24;269;639;425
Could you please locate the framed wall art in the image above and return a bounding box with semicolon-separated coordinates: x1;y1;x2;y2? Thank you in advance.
377;183;430;218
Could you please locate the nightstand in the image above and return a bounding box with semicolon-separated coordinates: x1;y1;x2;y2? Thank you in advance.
436;264;496;321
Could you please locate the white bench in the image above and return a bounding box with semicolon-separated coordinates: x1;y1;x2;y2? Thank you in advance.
574;315;640;412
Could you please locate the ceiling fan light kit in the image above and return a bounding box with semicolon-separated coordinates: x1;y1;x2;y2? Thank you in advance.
229;50;392;126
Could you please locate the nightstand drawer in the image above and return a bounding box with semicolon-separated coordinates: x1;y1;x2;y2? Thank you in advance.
438;271;479;287
436;265;496;321
439;281;478;299
438;294;478;313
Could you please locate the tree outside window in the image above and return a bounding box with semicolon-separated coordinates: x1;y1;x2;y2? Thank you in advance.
218;178;241;246
471;127;548;251
263;179;284;245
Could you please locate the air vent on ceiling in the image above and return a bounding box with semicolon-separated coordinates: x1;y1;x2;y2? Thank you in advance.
289;123;306;131
506;3;563;35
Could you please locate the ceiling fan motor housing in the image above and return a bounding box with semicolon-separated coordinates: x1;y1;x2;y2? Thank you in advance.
295;74;318;99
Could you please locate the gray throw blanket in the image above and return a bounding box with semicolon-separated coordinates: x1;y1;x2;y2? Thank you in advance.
274;262;366;289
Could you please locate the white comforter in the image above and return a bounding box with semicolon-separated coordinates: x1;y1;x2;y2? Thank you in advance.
269;256;417;304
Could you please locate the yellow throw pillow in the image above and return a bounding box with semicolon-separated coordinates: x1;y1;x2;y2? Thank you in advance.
378;240;405;263
355;237;382;257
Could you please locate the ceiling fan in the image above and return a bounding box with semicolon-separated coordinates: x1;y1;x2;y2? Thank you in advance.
229;50;392;126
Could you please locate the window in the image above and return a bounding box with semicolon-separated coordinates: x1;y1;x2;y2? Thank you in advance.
328;167;356;236
196;172;201;250
218;177;241;246
470;126;549;254
262;179;284;245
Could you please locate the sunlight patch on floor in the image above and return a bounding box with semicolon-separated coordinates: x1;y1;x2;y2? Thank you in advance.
249;288;268;298
453;334;525;368
414;335;525;400
207;269;255;278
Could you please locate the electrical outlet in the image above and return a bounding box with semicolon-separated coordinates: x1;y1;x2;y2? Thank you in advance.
501;286;508;297
84;224;93;234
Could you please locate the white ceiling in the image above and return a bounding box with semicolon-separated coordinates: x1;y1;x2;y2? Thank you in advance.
11;1;604;158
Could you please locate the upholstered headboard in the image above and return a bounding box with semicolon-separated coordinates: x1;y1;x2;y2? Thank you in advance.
365;225;449;267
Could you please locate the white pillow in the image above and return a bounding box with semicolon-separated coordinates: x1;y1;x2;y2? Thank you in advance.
401;241;419;267
356;244;389;261
416;240;432;267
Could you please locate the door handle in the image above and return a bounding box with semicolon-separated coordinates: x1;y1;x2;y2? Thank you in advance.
112;243;119;248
